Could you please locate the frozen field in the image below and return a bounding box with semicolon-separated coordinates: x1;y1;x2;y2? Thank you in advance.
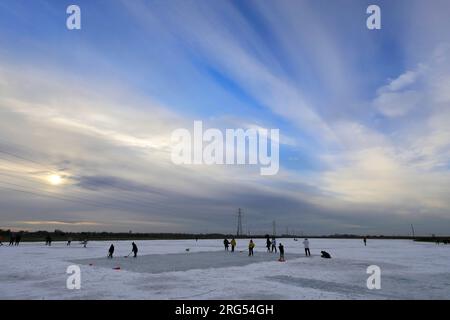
0;238;449;299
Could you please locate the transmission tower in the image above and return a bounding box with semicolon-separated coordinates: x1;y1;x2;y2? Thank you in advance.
236;208;243;237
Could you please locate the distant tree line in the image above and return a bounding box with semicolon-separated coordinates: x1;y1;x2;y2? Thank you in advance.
1;229;447;242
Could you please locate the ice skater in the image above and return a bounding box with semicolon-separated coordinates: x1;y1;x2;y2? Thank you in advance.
132;242;138;258
278;243;285;261
230;238;236;252
45;235;52;246
303;238;310;256
266;237;271;252
9;234;15;246
67;238;72;246
15;233;21;246
223;238;229;251
248;239;255;256
271;238;277;253
107;244;114;258
363;237;367;246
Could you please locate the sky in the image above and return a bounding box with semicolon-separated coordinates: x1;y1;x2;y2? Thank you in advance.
0;0;450;235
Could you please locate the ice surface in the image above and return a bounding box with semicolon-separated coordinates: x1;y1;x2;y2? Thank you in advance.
0;238;449;299
73;251;302;274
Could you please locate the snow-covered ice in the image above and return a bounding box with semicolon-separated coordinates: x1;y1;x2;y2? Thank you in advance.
0;238;449;299
73;251;303;274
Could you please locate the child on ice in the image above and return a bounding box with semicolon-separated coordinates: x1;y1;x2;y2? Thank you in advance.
278;243;285;261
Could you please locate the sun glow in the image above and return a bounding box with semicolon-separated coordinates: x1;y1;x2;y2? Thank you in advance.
48;174;63;186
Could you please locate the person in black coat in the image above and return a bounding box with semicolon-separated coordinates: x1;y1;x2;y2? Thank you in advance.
278;243;285;261
108;244;114;258
266;237;271;252
223;239;229;251
15;234;21;246
132;242;138;258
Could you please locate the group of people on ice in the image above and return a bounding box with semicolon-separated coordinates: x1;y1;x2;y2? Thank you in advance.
223;236;285;261
302;238;331;258
107;242;138;259
222;236;332;260
264;236;285;260
266;237;279;253
0;233;23;246
223;238;237;252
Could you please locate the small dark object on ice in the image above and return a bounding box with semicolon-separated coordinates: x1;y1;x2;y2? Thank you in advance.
321;251;331;259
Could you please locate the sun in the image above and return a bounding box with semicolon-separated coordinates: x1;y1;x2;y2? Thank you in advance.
48;174;63;186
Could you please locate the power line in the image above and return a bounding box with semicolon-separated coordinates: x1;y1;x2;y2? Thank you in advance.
0;180;152;213
272;220;276;237
0;144;172;213
0;149;61;175
0;170;161;209
0;151;165;210
0;185;116;210
0;148;160;201
0;180;126;210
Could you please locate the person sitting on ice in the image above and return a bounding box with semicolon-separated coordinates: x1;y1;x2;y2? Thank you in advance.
278;243;285;261
108;244;114;258
321;251;331;259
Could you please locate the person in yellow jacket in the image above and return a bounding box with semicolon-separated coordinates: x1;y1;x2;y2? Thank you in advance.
248;239;255;256
230;238;237;252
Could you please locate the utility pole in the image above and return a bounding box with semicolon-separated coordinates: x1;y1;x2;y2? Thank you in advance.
411;224;415;238
272;220;276;237
237;208;243;237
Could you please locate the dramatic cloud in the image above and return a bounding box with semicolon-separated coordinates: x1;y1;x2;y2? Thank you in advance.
0;0;449;235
